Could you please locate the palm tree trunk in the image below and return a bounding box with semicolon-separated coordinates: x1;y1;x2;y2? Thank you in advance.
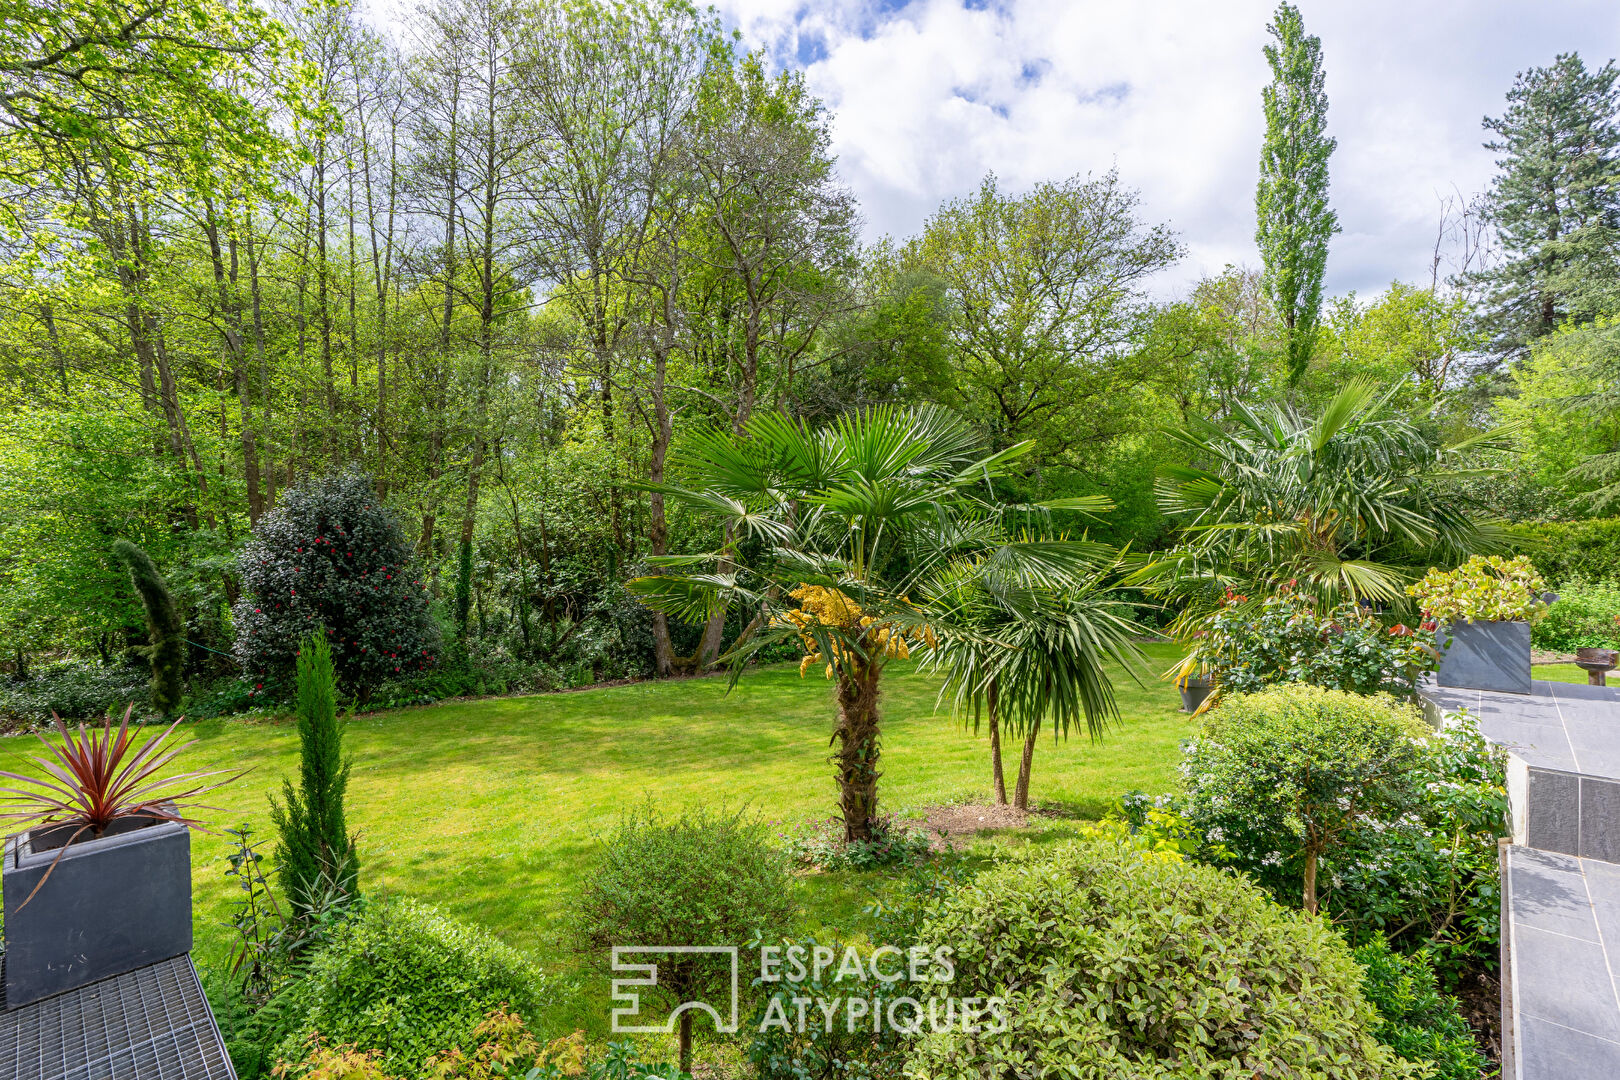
835;662;883;842
988;680;1006;805
1014;715;1040;811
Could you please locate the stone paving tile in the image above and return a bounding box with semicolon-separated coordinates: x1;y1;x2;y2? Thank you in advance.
1583;859;1620;950
1510;855;1600;941
1517;1017;1620;1080
1507;848;1620;1079
1512;926;1620;1042
1517;847;1585;875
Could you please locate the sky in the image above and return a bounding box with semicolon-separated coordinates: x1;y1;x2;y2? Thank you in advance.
702;0;1620;299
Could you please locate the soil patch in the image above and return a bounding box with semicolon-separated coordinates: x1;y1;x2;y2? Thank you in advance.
919;803;1031;849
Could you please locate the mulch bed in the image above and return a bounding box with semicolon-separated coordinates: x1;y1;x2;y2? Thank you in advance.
915;802;1039;851
1452;963;1502;1067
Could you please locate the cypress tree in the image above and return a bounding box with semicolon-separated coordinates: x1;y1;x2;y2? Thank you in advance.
111;539;186;716
270;633;359;913
1255;2;1338;388
1473;54;1620;361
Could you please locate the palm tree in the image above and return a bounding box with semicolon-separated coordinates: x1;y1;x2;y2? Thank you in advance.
1135;379;1510;627
927;554;1145;810
627;405;1111;842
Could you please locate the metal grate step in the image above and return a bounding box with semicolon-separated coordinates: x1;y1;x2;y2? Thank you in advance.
0;955;235;1080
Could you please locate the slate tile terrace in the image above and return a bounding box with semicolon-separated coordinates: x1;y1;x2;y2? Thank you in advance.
1425;679;1620;1079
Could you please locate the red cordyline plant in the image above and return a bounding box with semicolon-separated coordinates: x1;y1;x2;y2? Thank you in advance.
0;706;243;908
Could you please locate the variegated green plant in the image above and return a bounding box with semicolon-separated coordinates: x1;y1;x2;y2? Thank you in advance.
1408;554;1549;624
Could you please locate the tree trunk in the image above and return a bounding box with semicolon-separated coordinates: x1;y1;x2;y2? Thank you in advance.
647;320;676;676
988;680;1007;806
1303;846;1320;915
1014;715;1040;811
834;662;883;843
678;1010;693;1075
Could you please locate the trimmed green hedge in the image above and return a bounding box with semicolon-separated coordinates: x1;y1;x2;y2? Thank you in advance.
1506;517;1620;587
906;837;1424;1079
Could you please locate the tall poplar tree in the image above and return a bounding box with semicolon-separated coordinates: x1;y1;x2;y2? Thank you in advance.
1473;54;1620;361
1255;2;1338;388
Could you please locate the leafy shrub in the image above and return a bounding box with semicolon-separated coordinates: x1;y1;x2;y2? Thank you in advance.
1325;710;1508;981
1180;684;1427;914
1195;587;1434;698
262;899;547;1078
0;660;150;729
575;804;796;1071
865;856;977;949
1506;515;1620;587
780;814;934;872
1409;554;1549;624
185;675;258;719
1534;578;1620;651
905;837;1423;1080
748;938;910;1080
234;472;439;698
273;1016;686;1080
1100;792;1220;863
1355;937;1488;1080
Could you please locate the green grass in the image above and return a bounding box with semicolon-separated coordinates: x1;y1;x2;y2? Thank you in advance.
1535;661;1600;684
0;644;1191;991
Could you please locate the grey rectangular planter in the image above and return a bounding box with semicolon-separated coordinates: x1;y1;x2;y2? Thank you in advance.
1436;619;1533;695
3;816;192;1009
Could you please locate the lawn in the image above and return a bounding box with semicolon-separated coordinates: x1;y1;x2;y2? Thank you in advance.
0;642;1192;1017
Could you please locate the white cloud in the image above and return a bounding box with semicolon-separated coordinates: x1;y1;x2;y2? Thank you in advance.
712;0;1620;299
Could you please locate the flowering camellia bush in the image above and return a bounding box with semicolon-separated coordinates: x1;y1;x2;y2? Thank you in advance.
233;472;439;699
1408;554;1550;625
1195;586;1435;698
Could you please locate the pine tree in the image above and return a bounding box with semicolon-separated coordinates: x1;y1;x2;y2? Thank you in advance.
1255;2;1338;388
111;540;186;716
1473;54;1620;360
270;633;359;913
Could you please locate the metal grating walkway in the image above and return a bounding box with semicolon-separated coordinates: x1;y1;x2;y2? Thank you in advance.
0;955;235;1080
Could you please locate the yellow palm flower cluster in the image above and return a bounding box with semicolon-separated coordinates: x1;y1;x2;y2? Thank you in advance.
780;584;936;679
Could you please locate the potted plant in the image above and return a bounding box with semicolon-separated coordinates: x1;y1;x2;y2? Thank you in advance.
1408;555;1550;696
0;707;240;1007
1175;668;1216;714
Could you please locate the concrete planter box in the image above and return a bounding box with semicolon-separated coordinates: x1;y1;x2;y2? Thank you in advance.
3;815;191;1009
1436;619;1532;695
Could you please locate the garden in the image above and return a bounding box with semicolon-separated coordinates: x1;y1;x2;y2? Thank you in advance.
1;399;1594;1080
7;0;1620;1077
